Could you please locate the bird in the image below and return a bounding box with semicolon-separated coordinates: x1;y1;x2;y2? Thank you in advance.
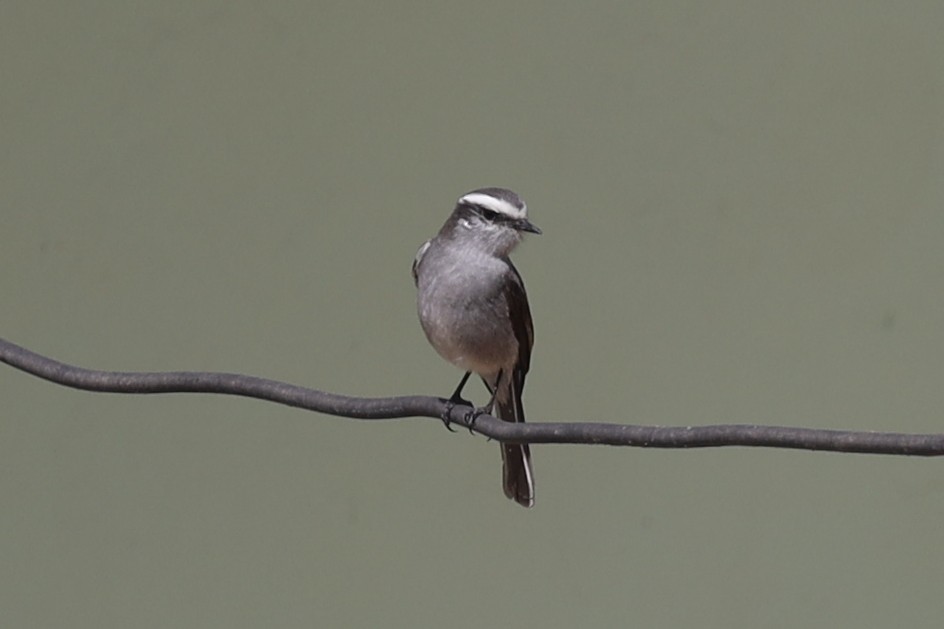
412;187;541;507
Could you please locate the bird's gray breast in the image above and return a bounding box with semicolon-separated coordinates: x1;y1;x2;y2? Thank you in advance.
415;241;517;375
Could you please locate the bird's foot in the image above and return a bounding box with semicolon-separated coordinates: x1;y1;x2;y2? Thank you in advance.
463;404;493;435
440;395;473;432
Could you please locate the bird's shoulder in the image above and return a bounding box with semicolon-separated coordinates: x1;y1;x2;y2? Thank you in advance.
411;240;432;286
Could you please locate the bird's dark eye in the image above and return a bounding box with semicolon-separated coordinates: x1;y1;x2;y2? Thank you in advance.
478;208;499;221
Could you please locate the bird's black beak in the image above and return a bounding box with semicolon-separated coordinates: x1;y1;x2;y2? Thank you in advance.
516;218;542;235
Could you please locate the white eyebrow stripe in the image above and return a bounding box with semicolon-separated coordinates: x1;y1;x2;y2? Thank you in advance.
459;192;527;219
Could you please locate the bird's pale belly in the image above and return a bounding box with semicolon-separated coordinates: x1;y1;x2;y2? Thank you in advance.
419;293;516;377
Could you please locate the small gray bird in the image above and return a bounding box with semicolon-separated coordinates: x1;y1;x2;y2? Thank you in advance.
412;187;541;508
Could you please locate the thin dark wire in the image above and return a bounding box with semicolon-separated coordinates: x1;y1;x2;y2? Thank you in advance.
2;336;943;455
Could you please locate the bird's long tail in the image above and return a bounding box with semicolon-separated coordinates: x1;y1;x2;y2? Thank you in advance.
493;377;534;508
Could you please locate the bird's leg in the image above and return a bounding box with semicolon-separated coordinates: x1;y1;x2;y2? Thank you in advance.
440;371;473;432
465;369;502;434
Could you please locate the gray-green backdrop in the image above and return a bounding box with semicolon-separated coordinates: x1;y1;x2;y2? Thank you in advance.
3;2;944;627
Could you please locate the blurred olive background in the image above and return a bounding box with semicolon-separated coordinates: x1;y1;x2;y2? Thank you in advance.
3;2;944;627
